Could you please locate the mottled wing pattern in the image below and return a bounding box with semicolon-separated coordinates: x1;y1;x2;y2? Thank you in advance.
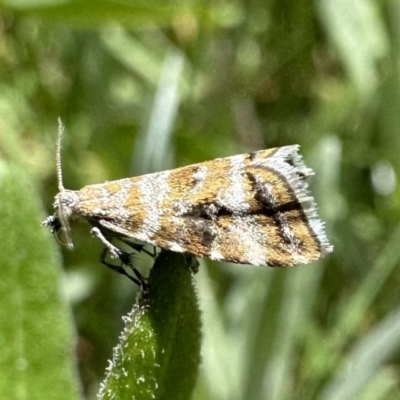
74;145;332;266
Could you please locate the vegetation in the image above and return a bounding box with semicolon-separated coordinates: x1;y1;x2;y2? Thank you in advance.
1;0;400;399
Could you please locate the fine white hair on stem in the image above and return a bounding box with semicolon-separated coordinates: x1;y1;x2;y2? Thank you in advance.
57;117;65;192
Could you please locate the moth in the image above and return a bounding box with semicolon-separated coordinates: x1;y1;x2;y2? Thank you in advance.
43;120;333;284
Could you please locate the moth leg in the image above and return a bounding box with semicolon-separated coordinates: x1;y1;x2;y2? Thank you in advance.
99;247;141;285
100;247;148;291
118;250;148;291
185;254;200;274
91;227;121;258
140;245;157;258
119;238;157;259
148;246;157;258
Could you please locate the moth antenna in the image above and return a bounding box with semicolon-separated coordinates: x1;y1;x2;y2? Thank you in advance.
54;118;74;250
56;117;65;192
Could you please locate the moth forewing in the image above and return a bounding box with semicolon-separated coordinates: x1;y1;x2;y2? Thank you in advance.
49;144;332;268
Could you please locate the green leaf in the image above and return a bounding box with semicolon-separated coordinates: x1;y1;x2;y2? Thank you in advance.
99;251;202;400
0;161;81;400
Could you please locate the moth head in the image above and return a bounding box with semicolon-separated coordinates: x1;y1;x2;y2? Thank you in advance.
42;118;78;250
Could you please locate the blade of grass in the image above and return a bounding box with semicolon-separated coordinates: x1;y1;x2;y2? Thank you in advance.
320;304;400;400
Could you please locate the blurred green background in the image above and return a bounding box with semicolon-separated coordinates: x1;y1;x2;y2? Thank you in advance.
1;0;400;399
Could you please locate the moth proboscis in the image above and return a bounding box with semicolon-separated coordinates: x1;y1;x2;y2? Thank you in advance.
43;119;333;284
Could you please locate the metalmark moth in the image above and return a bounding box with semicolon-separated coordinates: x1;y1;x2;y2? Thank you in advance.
43;120;333;284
